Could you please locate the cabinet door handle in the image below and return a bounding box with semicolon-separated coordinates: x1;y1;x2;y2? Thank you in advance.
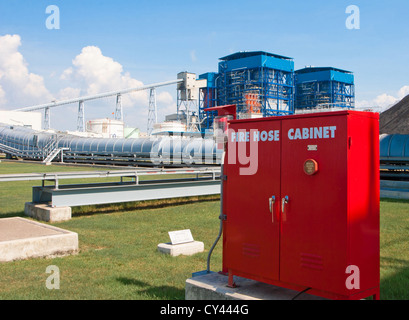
269;196;275;223
282;196;289;214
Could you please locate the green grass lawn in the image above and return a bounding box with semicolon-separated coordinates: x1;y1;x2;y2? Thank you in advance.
0;161;222;300
379;198;409;300
0;199;222;300
0;160;408;300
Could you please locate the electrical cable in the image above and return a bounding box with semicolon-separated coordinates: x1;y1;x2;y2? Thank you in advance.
206;211;223;273
206;152;225;273
292;287;312;300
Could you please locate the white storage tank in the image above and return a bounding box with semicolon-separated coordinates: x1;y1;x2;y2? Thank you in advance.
151;121;187;135
86;118;124;138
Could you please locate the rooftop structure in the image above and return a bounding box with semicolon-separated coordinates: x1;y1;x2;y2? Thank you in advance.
217;51;295;119
295;67;355;110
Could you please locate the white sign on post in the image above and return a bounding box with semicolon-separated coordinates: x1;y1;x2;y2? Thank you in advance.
168;229;194;245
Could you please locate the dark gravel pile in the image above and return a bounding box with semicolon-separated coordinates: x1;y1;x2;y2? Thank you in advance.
380;95;409;134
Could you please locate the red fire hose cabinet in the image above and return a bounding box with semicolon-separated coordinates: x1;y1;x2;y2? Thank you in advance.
221;110;380;300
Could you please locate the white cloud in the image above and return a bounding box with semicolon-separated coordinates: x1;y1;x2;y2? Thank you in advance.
190;50;197;62
57;87;81;100
0;36;179;131
62;46;148;108
60;67;73;81
0;34;53;109
0;85;6;103
156;91;177;122
59;46;179;131
398;86;409;99
374;94;399;108
157;91;174;105
356;85;409;112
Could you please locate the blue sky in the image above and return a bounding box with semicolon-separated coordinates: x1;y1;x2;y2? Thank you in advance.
0;0;408;130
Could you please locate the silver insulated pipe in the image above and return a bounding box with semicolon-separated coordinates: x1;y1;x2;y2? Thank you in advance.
0;123;222;166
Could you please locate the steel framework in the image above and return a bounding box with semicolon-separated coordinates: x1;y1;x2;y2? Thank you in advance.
198;73;218;132
32;179;220;208
295;68;355;110
295;81;355;110
147;88;157;135
14;79;182;131
216;53;295;118
0;168;221;208
114;94;123;122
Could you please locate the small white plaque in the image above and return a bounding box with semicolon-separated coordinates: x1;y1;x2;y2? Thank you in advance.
168;229;194;245
308;145;318;151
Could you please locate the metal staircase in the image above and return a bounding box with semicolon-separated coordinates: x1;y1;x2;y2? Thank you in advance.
42;135;69;165
42;148;63;164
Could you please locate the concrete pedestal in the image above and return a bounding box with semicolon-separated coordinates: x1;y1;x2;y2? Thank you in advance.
0;217;78;262
25;202;72;222
157;241;204;257
185;272;327;300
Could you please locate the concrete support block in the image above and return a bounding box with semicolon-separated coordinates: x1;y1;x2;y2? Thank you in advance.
0;217;78;262
185;272;327;300
157;241;204;257
25;202;72;222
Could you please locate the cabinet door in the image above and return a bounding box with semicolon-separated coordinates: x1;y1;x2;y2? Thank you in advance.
279;115;349;295
223;120;281;281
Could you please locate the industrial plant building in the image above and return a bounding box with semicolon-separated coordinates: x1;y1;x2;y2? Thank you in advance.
294;67;355;111
198;51;355;132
